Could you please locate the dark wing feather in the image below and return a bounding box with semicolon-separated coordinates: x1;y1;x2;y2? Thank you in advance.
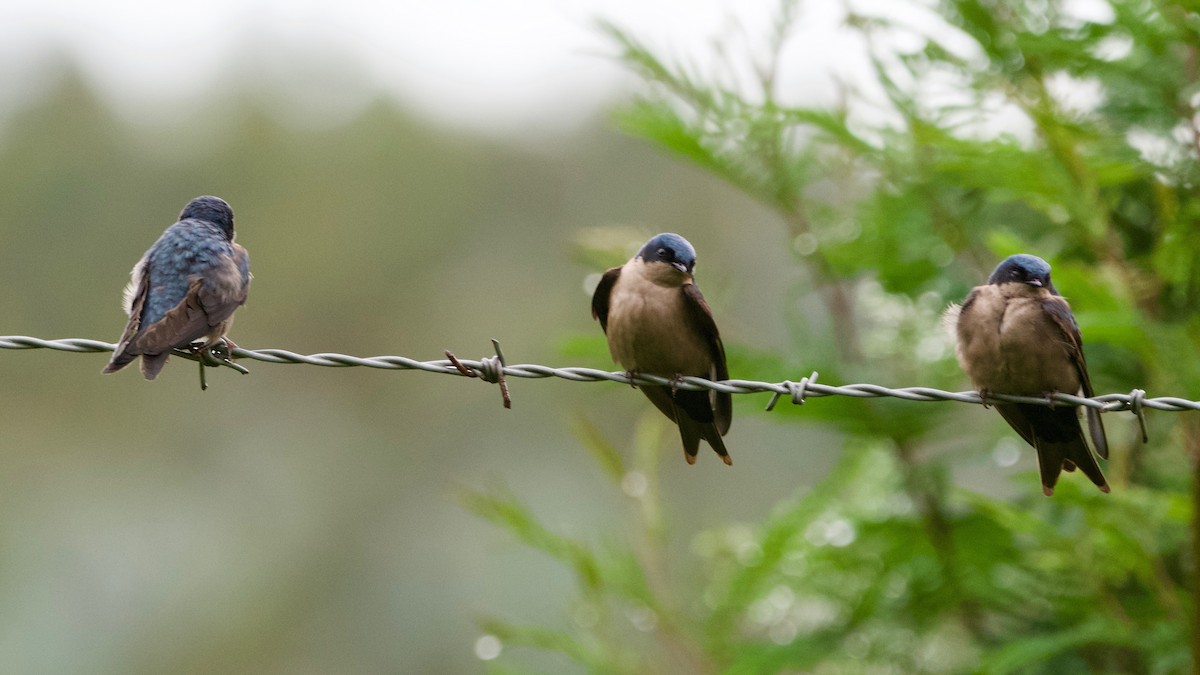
639;384;680;423
130;277;212;355
959;287;980;316
994;403;1038;448
1042;297;1108;459
591;267;621;331
197;245;251;327
102;260;151;373
682;283;731;435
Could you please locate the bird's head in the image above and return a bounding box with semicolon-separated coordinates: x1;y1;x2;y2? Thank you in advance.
637;233;697;275
988;254;1057;294
180;196;235;240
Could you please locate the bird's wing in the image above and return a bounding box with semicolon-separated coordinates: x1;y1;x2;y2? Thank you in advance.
959;287;981;315
590;266;621;332
1042;296;1108;459
640;385;680;423
129;278;211;354
994;403;1038;448
102;259;151;372
197;244;251;326
117;259;149;347
682;282;731;435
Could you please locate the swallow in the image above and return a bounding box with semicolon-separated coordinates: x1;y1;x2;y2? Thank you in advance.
103;195;251;380
592;233;732;464
947;254;1108;495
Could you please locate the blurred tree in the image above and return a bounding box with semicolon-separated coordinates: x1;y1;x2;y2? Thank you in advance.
476;0;1200;672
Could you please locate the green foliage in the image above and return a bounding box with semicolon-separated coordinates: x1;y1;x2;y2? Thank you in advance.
477;0;1200;672
473;427;1191;673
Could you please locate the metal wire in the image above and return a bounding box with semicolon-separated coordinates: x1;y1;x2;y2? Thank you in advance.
1;335;1196;417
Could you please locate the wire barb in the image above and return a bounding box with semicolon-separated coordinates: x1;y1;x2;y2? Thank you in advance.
1128;388;1150;443
765;371;819;411
444;339;512;409
2;336;1199;419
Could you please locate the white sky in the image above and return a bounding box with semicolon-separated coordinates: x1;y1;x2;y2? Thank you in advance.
0;0;876;135
0;0;1114;139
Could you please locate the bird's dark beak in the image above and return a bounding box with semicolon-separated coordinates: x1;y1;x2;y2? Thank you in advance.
1027;278;1042;287
672;261;689;274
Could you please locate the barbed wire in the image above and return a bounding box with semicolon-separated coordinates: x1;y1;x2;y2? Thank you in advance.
1;336;1195;427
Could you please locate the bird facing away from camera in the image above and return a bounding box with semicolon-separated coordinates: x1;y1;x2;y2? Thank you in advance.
592;233;732;465
103;195;251;380
947;254;1108;495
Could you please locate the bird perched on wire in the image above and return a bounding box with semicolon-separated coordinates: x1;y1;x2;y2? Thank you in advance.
592;233;732;465
103;195;251;380
946;254;1108;495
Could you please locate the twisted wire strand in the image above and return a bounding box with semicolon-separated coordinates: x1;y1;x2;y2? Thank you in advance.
2;335;1196;415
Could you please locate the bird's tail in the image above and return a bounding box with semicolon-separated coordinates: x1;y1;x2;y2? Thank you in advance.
641;386;733;465
1036;436;1109;496
677;413;732;466
998;403;1108;495
139;353;170;380
701;422;732;465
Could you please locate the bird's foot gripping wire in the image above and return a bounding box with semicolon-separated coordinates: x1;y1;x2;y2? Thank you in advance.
184;337;249;391
1044;391;1059;410
977;388;992;409
624;370;640;389
669;373;685;397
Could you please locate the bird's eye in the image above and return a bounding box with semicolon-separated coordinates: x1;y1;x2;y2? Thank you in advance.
657;247;669;259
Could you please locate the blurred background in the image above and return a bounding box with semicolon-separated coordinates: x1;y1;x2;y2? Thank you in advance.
1;0;1197;673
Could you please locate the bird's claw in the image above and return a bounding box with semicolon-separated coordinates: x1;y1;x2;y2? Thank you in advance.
978;388;992;409
669;373;685;397
625;370;639;389
196;338;249;374
191;341;226;367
